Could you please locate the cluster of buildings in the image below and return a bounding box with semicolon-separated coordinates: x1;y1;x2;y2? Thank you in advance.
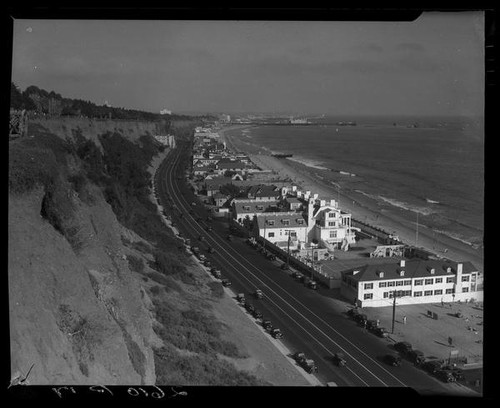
190;127;358;261
153;134;176;148
188;124;483;308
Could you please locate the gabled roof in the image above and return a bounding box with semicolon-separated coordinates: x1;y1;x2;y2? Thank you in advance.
233;200;279;215
205;177;235;189
217;160;247;170
343;259;478;282
247;184;280;198
255;213;308;229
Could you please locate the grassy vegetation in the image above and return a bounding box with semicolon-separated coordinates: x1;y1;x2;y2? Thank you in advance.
127;254;145;274
154;343;266;386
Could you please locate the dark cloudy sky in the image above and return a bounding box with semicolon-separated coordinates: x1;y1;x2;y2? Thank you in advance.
11;12;484;116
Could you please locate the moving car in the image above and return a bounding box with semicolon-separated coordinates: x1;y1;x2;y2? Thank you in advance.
221;279;231;287
332;352;347;367
254;289;264;299
262;320;273;331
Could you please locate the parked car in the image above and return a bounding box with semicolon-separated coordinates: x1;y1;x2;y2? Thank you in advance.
207;246;215;253
347;308;360;318
280;263;290;270
198;235;205;241
366;320;379;331
407;349;425;365
271;328;283;339
300;359;318;373
203;260;211;267
221;279;231;287
354;313;368;325
394;341;413;355
205;225;213;232
384;354;402;367
373;327;389;338
435;369;456;383
293;352;306;363
245;303;255;314
421;360;443;375
226;235;233;241
307;280;318;290
254;289;264;299
252;310;263;320
262;320;273;331
332;352;347;367
236;293;245;303
266;253;276;261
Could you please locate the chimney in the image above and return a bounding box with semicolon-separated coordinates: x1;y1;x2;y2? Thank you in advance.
399;270;405;276
320;199;326;207
446;267;452;273
400;259;406;268
456;263;463;281
353;270;360;275
292;185;297;192
430;268;435;274
378;271;384;278
330;199;336;207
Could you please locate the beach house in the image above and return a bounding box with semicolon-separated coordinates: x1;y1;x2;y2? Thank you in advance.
340;259;484;308
254;212;308;249
232;199;280;224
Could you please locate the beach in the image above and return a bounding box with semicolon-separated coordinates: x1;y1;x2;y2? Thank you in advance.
219;125;484;273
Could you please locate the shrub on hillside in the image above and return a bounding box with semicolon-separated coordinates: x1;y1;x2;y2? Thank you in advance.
207;281;224;299
127;254;145;274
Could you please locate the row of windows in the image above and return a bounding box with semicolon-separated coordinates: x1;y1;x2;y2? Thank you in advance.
364;287;471;300
268;231;298;238
265;219;304;226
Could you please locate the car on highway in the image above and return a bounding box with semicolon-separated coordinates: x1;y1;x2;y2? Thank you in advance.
332;352;347;367
254;289;264;299
244;303;255;314
266;253;276;261
191;202;197;206
394;341;413;355
280;263;290;270
307;280;318;290
293;352;306;363
203;260;211;267
442;366;465;381
211;269;222;279
347;308;360;318
207;246;215;253
198;235;205;242
354;313;368;325
221;279;231;287
301;359;318;374
383;354;402;367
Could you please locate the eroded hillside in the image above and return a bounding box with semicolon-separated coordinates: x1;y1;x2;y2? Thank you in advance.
8;118;266;386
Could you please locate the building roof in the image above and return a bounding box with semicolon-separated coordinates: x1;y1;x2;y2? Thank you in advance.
343;259;478;282
285;197;301;203
217;160;247;170
205;176;235;190
233;200;280;216
247;184;280;198
255;213;308;230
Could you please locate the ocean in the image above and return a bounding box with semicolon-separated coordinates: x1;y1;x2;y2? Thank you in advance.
225;116;484;250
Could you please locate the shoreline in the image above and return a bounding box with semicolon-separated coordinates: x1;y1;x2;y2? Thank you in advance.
218;125;484;273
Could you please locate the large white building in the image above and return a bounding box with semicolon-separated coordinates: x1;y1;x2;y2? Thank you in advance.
341;259;483;308
254;212;308;249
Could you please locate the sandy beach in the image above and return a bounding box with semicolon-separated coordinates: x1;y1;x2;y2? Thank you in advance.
219;125;484;273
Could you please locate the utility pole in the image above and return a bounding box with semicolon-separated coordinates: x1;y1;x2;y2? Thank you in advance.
415;212;419;247
391;290;397;334
285;229;292;268
310;245;314;280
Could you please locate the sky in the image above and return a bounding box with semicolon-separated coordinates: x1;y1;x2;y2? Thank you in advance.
11;11;484;117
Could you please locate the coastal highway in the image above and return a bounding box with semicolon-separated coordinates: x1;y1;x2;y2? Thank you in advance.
155;142;464;394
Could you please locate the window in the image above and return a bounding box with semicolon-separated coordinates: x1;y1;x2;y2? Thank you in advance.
328;221;336;227
243;206;250;211
404;290;412;297
414;279;423;286
396;281;403;286
297;219;304;225
434;289;443;295
364;293;373;300
283;219;290;226
424;290;433;296
290;231;297;237
414;291;422;297
268;232;275;238
256;205;264;211
404;280;412;286
364;283;373;290
446;288;455;294
462;275;470;282
388;281;395;287
379;282;387;288
383;292;389;298
329;212;335;218
435;278;443;284
462;287;469;293
267;220;275;226
329;230;337;238
446;277;455;283
425;278;434;285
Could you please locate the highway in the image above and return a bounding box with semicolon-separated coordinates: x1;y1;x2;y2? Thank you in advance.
154;142;469;394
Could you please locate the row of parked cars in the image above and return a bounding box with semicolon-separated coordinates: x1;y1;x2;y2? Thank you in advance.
392;341;464;383
236;290;283;340
347;308;389;338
